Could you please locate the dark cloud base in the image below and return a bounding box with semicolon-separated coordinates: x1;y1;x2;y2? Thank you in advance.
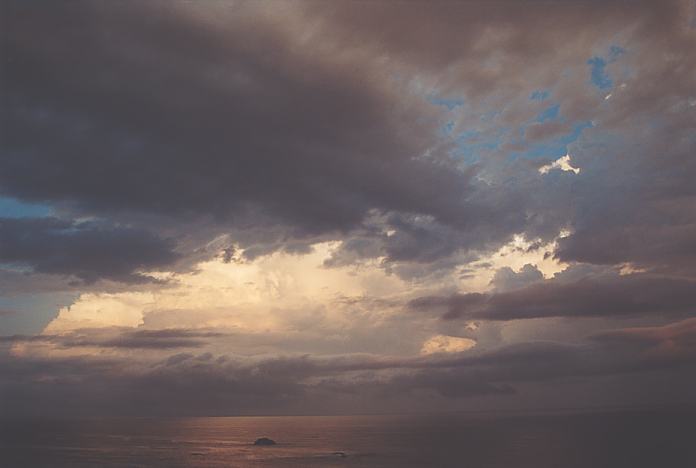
410;272;696;321
2;319;695;417
0;217;178;283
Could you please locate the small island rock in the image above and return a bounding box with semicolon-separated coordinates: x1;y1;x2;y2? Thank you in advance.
253;437;277;446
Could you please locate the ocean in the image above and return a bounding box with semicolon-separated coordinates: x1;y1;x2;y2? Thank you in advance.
1;409;694;467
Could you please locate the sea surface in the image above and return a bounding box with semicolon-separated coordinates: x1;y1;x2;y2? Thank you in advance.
1;409;694;467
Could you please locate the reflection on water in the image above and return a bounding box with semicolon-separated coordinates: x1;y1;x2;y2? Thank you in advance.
2;409;694;467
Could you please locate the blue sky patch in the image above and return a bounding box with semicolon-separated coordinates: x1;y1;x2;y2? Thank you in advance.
451;128;508;164
0;197;52;218
530;90;550;101
608;45;625;61
536;104;560;122
512;121;592;161
588;56;613;89
0;292;78;335
441;120;456;136
588;45;625;90
429;96;465;111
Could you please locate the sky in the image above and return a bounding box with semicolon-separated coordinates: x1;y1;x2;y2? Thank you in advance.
1;0;696;417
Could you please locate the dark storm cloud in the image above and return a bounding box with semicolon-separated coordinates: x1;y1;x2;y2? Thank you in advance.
490;264;544;292
72;329;226;349
524;121;573;142
3;321;696;417
308;0;696;278
542;107;696;278
381;212;513;264
0;328;225;350
409;273;696;320
323;213;489;270
0;217;178;283
322;204;528;276
591;318;696;358
303;0;692;102
556;222;696;277
2;0;693;275
0;0;472;237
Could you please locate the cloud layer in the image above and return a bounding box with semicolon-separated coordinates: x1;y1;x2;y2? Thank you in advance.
1;0;695;416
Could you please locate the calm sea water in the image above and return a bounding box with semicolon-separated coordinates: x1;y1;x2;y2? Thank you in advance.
2;409;694;467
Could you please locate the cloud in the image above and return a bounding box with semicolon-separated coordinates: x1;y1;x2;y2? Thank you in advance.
539;154;581;175
0;217;178;284
1;328;225;350
1;0;696;417
1;0;471;239
556;222;696;277
525;121;573;142
1;0;691;287
591;317;696;359
410;273;696;321
490;264;544;292
5;0;688;269
3;321;695;417
420;335;476;355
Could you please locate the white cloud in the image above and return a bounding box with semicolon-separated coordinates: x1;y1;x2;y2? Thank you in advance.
539;154;581;175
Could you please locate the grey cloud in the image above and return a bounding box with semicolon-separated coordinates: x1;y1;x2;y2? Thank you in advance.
3;0;691;279
0;328;225;350
0;217;179;283
490;264;544;292
1;0;471;238
5;0;670;274
323;204;530;278
550;95;696;277
303;0;684;97
377;370;516;399
382;213;486;264
525;121;573;142
556;222;696;277
410;273;696;320
3;322;696;417
591;318;696;358
324;213;488;278
0;269;158;295
163;352;195;366
0;2;690;268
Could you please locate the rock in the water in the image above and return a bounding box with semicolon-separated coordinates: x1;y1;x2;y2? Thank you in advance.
253;437;277;446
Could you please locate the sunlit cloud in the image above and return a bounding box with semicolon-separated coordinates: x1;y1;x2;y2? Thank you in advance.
539;154;581;175
420;335;476;355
